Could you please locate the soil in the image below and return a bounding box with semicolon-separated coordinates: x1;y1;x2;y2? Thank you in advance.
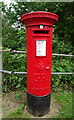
2;91;61;118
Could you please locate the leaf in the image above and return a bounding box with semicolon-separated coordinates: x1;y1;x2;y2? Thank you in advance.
16;84;21;88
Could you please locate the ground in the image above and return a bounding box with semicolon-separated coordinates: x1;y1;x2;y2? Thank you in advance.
1;89;72;119
2;91;61;118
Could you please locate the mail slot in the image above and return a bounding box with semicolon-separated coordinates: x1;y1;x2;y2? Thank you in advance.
34;30;49;34
21;11;58;117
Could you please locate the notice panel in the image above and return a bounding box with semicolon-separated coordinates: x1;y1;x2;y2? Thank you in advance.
36;40;46;56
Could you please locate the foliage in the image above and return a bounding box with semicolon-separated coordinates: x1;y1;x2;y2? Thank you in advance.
20;104;25;109
2;2;74;91
15;92;22;100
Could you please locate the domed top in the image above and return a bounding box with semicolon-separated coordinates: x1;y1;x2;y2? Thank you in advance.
21;11;59;26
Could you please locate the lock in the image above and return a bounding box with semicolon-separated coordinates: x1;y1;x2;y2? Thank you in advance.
46;66;50;70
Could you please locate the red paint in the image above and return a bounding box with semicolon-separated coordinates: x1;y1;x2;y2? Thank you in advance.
21;12;58;96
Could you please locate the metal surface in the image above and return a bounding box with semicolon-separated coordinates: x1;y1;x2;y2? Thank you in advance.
52;53;74;57
0;49;27;54
21;11;58;26
52;72;74;75
0;50;74;57
27;93;51;117
0;70;74;75
21;11;58;96
0;70;27;75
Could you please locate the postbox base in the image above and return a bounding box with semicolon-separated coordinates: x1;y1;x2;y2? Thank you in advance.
27;93;51;117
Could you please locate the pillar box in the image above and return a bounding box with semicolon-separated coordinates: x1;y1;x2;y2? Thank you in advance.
21;11;58;117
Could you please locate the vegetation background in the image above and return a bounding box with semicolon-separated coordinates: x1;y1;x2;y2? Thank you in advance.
1;1;74;119
1;2;74;92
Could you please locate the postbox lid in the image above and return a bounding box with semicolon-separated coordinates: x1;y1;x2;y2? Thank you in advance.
21;11;59;26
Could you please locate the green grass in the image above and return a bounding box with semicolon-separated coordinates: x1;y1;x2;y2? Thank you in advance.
4;108;30;118
52;91;73;118
4;90;73;119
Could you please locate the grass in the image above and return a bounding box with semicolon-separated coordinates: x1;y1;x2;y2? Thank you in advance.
53;90;73;118
4;108;30;119
3;89;73;119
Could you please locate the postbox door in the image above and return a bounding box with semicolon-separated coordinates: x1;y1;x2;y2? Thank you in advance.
27;28;52;96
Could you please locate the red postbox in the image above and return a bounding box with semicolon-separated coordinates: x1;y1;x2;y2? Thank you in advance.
21;11;58;117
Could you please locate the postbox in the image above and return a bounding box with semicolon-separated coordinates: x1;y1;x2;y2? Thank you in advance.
21;11;58;117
